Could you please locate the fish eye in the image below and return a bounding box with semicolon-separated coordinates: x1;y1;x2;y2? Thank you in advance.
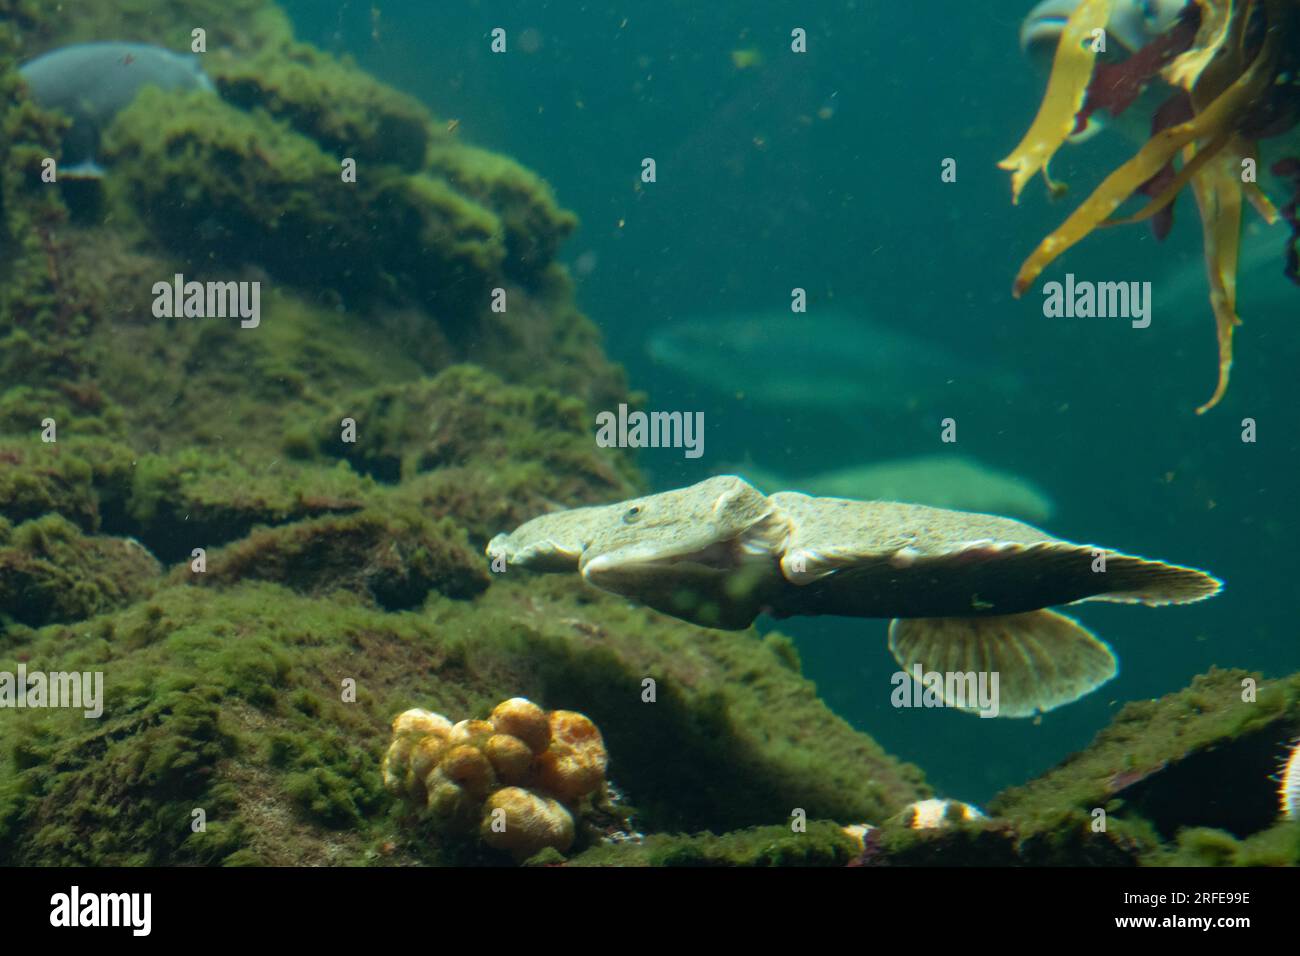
622;505;643;524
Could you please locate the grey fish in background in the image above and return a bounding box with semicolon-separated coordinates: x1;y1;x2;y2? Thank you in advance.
18;41;214;178
722;453;1055;523
488;476;1222;717
646;310;1018;412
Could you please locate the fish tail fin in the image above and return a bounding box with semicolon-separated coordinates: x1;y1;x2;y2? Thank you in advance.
888;609;1117;718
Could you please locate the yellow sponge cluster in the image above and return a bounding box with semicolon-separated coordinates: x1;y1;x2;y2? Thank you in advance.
382;697;608;860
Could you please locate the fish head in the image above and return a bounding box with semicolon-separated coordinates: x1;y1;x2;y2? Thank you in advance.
1020;0;1189;72
579;476;776;579
486;501;625;571
578;476;788;629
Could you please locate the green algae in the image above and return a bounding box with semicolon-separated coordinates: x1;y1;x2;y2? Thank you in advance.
564;821;861;867
0;574;927;865
102;87;525;316
212;42;441;170
124;449;372;560
188;503;490;609
426;143;578;285
0;515;160;629
12;0;293;57
976;668;1300;865
291;363;634;483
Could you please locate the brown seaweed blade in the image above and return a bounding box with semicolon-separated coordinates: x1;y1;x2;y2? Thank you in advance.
1011;30;1278;298
1188;146;1245;413
999;0;1114;204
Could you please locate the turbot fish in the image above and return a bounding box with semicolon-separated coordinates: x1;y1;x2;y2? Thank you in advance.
488;476;1221;717
18;42;214;178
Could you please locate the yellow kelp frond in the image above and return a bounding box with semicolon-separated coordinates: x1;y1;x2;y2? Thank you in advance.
1244;181;1279;224
999;0;1113;204
1188;148;1245;414
1165;0;1235;90
1011;19;1279;296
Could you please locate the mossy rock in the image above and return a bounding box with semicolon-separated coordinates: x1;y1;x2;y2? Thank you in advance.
0;575;926;864
291;363;636;494
985;667;1300;865
124;449;373;561
566;821;861;867
427;143;578;285
185;502;490;608
13;0;292;57
0;514;161;628
0;437;137;532
103;88;506;314
211;42;440;170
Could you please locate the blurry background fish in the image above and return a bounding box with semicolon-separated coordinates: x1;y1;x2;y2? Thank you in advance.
18;41;213;178
718;454;1055;523
646;308;1023;414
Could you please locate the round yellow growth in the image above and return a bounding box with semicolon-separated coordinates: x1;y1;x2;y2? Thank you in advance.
484;734;534;785
480;787;575;860
425;768;469;820
383;697;609;861
534;710;608;803
392;708;453;737
404;735;450;796
448;719;496;748
441;744;498;799
489;697;551;753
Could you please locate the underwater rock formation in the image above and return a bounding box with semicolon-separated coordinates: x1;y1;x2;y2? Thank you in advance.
382;698;608;861
853;667;1300;867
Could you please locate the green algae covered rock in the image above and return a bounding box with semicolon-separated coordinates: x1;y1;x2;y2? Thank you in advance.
565;821;862;867
850;667;1300;867
125;450;372;560
990;668;1300;859
103;88;507;314
187;503;490;609
290;364;630;481
426;143;578;285
211;42;440;170
11;0;292;57
0;438;137;532
0;576;928;865
0;514;160;628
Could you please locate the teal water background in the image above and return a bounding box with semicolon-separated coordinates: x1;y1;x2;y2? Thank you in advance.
282;0;1300;803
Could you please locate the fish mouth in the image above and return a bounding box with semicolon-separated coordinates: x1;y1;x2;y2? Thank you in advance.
581;538;741;581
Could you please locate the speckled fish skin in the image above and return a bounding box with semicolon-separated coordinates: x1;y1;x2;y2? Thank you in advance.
486;500;628;571
767;492;1222;620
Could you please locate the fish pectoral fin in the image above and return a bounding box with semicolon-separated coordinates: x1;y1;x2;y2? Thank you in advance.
887;610;1117;718
779;545;861;584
